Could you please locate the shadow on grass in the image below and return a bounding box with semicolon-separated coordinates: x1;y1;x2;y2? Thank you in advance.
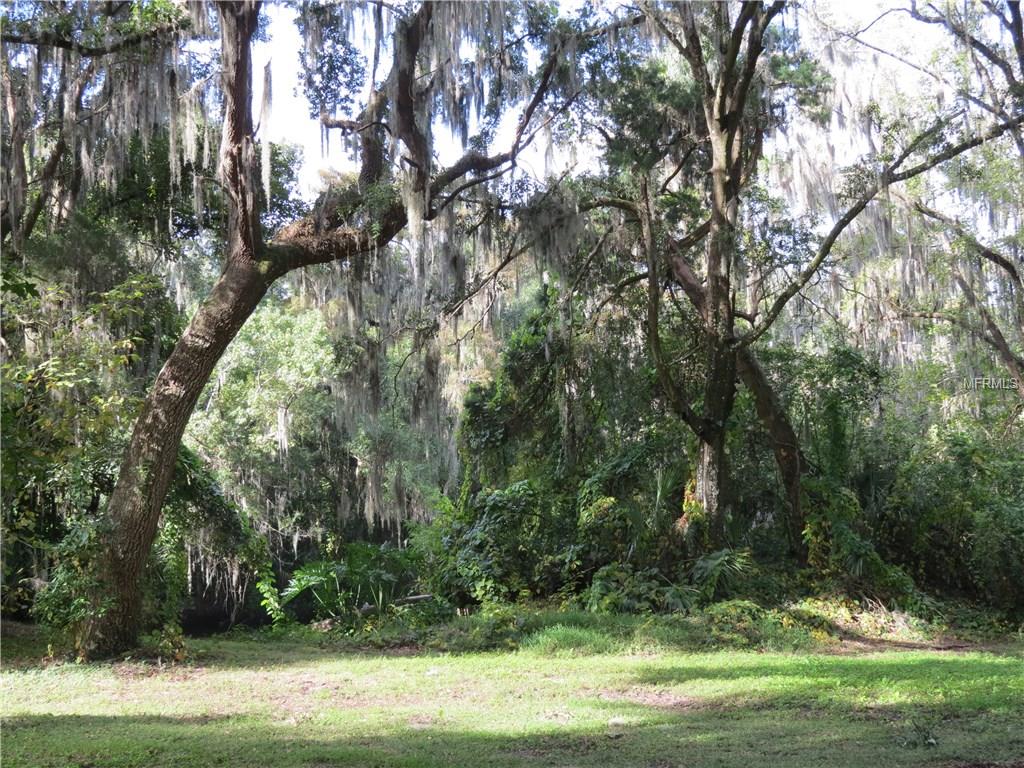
3;629;1022;767
3;702;1023;768
626;652;1024;720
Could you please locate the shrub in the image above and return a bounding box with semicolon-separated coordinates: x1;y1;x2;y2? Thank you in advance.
879;425;1024;608
690;548;752;602
436;480;572;605
970;499;1024;611
700;599;818;650
31;518;112;658
422;603;529;652
140;622;189;663
277;542;420;622
803;477;914;601
581;563;696;614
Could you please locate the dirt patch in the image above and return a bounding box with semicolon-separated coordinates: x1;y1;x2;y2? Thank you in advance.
266;675;465;715
110;661;206;682
598;686;706;712
825;636;982;655
407;714;438;729
112;662;165;679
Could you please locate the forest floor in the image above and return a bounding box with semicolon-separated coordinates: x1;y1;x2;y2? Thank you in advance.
2;617;1023;768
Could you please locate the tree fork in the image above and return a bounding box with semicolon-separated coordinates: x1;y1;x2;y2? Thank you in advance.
85;0;564;654
92;1;269;655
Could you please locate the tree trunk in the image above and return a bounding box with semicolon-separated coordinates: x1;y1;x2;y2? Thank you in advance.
92;259;275;654
695;423;730;546
698;123;739;546
640;176;735;546
670;247;807;555
89;0;270;656
736;348;807;558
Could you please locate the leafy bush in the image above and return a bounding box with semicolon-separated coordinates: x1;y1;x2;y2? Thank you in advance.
31;518;112;657
577;549;754;616
879;425;1024;609
581;563;696;614
969;499;1024;611
406;510;456;598
432;479;573;606
690;548;753;602
700;599;819;649
276;542;420;622
256;567;286;624
445;293;693;608
803;477;914;600
140;622;189;663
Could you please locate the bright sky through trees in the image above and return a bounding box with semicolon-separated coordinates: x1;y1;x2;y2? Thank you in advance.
252;1;951;204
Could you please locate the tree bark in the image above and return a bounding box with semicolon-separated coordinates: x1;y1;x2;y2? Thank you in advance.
695;426;731;545
91;1;270;655
93;260;276;654
696;293;739;546
735;349;806;556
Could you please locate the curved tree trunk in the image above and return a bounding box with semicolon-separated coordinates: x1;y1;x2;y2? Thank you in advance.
90;0;269;655
83;0;552;654
93;259;275;654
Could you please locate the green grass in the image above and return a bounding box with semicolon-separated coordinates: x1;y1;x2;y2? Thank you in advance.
2;620;1023;768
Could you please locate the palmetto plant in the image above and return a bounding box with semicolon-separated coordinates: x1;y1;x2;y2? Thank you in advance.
689;548;753;602
278;543;419;621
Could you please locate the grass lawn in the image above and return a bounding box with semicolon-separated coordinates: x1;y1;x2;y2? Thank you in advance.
2;622;1023;768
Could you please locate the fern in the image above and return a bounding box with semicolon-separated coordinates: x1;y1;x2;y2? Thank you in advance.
689;548;752;602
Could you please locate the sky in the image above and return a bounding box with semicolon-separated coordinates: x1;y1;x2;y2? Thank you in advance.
249;2;542;199
251;3;336;199
248;1;954;205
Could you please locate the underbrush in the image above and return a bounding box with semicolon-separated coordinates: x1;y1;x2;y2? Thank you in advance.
7;586;1016;667
230;592;1020;658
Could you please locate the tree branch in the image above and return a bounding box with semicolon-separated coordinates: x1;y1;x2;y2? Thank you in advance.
914;200;1023;294
953;270;1024;377
2;19;187;56
641;178;711;439
737;112;1024;348
907;0;1020;90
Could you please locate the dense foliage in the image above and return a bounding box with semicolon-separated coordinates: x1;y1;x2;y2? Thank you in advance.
1;0;1022;658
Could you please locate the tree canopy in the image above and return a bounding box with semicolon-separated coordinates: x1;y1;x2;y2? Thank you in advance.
2;0;1022;657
